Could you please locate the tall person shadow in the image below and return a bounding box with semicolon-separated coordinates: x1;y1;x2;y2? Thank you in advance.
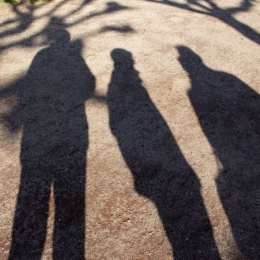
0;29;95;259
107;48;220;259
177;46;260;258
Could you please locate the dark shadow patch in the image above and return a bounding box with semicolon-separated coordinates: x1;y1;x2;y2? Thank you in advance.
99;25;135;34
0;28;95;259
178;45;260;258
107;48;220;259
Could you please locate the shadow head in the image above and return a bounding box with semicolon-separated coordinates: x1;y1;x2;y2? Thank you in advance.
47;29;71;45
177;45;203;74
111;48;134;68
43;17;70;45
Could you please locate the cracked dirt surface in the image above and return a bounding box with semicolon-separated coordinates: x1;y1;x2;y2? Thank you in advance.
0;0;260;259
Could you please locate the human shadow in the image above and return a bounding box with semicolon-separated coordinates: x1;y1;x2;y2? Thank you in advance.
107;48;220;259
147;0;260;45
178;46;260;258
0;29;95;259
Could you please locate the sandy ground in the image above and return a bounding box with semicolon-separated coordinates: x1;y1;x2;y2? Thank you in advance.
0;0;259;259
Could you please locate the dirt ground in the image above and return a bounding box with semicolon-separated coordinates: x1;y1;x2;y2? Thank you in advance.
0;0;259;259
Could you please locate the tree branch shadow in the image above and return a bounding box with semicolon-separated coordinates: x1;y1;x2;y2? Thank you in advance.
146;0;260;44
